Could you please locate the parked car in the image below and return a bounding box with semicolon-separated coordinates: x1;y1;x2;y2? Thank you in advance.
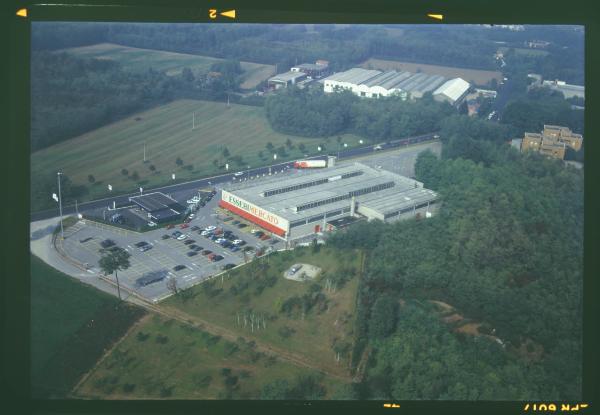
230;246;240;252
232;220;240;225
201;250;212;256
189;213;195;219
161;234;170;240
205;225;217;231
250;229;259;234
180;223;190;228
134;241;149;248
222;263;235;270
223;217;233;222
260;234;271;240
212;255;224;262
177;234;188;240
223;230;233;236
269;239;278;245
210;235;219;241
254;231;264;237
187;251;198;257
207;253;216;260
172;230;182;237
201;230;211;236
234;171;244;176
215;237;227;244
140;245;153;252
237;223;248;229
173;265;186;271
192;245;203;252
100;239;116;248
214;228;223;235
222;241;233;248
147;221;157;227
191;225;200;231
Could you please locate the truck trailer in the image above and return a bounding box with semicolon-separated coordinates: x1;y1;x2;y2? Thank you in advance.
293;159;327;168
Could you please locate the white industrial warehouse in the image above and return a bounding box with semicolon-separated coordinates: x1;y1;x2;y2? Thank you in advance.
321;67;471;105
219;163;439;241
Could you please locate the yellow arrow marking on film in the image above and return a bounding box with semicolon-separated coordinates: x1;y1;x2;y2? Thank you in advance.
16;8;27;17
221;9;236;19
427;14;444;21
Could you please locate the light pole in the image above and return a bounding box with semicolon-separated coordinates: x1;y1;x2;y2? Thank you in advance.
247;165;250;180
57;172;64;240
359;139;363;145
317;146;322;152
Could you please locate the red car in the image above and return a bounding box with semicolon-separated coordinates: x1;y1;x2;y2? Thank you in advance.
260;234;271;240
166;224;175;229
207;253;216;261
180;223;190;229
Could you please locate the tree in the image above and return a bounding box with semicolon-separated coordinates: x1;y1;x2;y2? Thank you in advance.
176;157;184;166
98;247;131;300
222;147;230;158
148;164;156;172
121;168;129;176
265;142;274;152
166;277;179;296
131;171;140;181
369;294;397;339
87;174;95;183
285;138;293;149
298;143;306;153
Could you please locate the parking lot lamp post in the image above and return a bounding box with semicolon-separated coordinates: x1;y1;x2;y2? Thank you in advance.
247;165;250;180
57;172;64;240
359;139;363;145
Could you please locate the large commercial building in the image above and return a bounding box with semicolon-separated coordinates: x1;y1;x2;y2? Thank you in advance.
321;67;469;104
542;79;585;99
218;163;438;241
291;61;330;78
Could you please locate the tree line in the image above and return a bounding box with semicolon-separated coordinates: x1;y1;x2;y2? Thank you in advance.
265;87;455;141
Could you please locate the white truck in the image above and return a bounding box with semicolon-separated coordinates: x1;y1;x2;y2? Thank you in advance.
293;159;327;168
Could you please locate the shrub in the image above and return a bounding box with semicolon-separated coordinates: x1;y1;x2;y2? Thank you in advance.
136;331;150;342
221;368;232;377
121;168;129;176
122;383;136;393
156;334;169;344
278;326;296;339
176;157;184;166
159;385;173;397
131;171;139;181
87;174;95;183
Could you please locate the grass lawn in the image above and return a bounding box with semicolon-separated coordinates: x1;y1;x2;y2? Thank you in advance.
162;246;361;378
31;254;146;398
31;99;363;205
360;58;503;86
75;313;346;399
60;43;276;89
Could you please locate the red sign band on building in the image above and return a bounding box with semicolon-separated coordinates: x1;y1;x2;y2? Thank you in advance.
219;200;286;237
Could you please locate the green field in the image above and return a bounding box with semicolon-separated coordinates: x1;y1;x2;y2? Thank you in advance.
162;246;361;378
31;255;146;398
75;313;346;399
60;43;276;89
31;99;363;204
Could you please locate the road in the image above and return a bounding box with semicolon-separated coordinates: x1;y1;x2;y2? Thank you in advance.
30;132;439;221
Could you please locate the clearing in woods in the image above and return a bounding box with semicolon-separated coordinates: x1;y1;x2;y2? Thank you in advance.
60;43;276;89
30;99;363;203
360;58;503;86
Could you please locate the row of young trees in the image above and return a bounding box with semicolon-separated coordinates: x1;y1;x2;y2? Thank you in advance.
327;114;583;400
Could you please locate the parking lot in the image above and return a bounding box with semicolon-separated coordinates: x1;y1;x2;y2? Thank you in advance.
61;188;283;302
